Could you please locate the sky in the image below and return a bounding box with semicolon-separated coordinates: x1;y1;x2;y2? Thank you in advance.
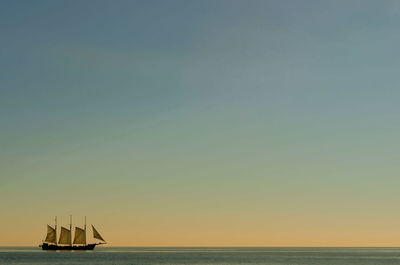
2;0;400;246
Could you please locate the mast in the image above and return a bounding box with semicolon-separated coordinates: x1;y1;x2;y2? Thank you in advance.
70;215;72;246
84;216;87;245
55;216;57;245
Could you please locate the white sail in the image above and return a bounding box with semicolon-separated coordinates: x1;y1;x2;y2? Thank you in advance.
58;226;71;245
73;227;86;245
44;225;56;244
92;225;105;242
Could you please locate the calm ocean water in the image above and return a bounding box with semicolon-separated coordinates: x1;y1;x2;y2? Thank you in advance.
1;247;400;265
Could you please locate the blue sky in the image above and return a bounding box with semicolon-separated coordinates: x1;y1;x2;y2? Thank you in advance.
2;0;400;246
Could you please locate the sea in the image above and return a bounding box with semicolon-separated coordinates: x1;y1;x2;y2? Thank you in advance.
1;247;400;265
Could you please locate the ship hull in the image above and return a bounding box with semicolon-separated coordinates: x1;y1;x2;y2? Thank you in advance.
40;243;97;250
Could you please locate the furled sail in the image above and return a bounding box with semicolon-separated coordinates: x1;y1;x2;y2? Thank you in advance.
58;226;72;245
73;227;86;245
92;225;105;242
44;225;56;244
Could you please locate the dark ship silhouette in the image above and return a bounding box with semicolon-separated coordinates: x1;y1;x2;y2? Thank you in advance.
39;216;106;250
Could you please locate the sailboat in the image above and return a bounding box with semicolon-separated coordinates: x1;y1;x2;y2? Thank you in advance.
39;216;106;250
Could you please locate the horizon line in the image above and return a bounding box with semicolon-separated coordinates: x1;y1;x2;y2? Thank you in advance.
3;245;400;248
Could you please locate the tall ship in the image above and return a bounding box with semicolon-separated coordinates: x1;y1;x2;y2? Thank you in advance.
39;216;106;250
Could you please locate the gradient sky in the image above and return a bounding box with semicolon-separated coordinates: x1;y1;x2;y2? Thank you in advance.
2;0;400;246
